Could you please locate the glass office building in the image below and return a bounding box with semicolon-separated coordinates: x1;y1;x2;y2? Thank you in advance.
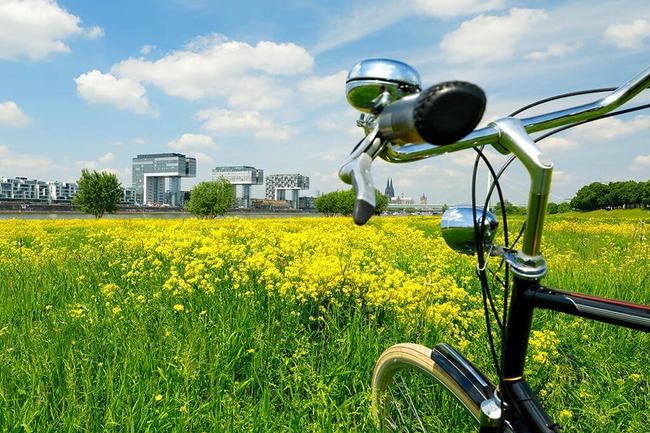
211;166;264;208
132;153;196;206
265;174;309;209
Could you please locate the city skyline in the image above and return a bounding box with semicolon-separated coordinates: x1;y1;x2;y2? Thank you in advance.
0;0;649;205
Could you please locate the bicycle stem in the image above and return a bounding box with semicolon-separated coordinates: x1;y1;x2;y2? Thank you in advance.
490;118;552;260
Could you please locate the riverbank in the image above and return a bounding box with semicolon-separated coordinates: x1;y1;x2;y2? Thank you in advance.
0;203;320;220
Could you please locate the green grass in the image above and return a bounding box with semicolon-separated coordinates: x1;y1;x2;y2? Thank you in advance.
0;215;648;432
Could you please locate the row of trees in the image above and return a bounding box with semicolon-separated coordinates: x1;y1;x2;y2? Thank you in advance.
570;180;650;211
72;169;236;219
73;168;650;219
314;189;388;217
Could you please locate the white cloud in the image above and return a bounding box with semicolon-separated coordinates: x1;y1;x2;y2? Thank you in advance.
550;170;576;187
603;19;650;49
525;41;583;61
314;0;506;53
0;0;99;59
298;71;347;105
0;145;51;170
0;101;32;126
167;133;219;151
140;44;156;55
630;154;650;171
194;109;298;140
85;25;104;39
192;152;214;165
110;33;313;106
132;137;148;145
75;160;98;171
572;115;650;140
537;136;580;154
74;70;159;117
441;8;548;64
412;0;505;17
99;152;114;163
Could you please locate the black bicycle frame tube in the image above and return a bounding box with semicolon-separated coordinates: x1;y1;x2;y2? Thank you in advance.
523;285;650;332
498;278;650;433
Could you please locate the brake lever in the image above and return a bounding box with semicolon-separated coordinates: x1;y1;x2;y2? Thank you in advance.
338;125;384;225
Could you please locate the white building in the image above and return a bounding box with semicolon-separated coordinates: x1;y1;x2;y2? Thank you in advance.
212;166;264;208
1;177;49;201
265;174;310;209
47;181;78;202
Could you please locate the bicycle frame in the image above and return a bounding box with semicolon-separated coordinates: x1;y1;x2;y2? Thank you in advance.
343;63;650;433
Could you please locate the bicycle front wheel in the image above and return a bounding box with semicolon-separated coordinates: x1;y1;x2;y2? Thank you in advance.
372;343;496;432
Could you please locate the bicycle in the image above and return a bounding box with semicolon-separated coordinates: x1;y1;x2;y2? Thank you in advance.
338;58;650;432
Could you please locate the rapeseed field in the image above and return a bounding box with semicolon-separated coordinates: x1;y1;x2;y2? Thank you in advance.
0;215;647;431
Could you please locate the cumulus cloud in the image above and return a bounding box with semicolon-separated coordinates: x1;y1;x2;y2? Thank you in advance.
140;44;156;55
167;133;219;151
550;170;576;187
298;71;347;105
85;25;104;39
110;33;313;106
538;137;580;154
74;70;159;117
0;101;32;126
603;19;650;49
525;41;583;60
441;8;548;64
192;152;214;165
0;0;101;59
132;137;148;145
99;152;114;163
630;154;650;171
194;109;298;140
0;145;52;171
573;115;650;140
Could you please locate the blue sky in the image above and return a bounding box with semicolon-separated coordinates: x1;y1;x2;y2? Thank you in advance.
1;0;649;205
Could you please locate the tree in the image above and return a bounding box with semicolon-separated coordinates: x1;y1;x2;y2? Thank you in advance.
72;169;123;218
315;189;388;217
493;200;526;216
547;202;558;215
185;178;236;219
557;202;571;213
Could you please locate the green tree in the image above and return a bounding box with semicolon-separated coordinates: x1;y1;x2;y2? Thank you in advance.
557;202;571;213
185;178;236;219
72;169;123;218
547;202;558;215
315;189;387;216
494;200;526;215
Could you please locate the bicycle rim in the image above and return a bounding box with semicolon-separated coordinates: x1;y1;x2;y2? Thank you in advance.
372;343;489;432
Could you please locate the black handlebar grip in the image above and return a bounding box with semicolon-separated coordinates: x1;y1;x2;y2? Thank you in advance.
414;81;486;145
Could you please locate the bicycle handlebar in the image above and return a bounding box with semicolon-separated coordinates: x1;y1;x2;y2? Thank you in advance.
380;65;650;163
339;64;650;226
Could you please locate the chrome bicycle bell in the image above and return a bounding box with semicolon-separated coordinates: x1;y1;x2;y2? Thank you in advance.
346;59;421;113
441;206;498;255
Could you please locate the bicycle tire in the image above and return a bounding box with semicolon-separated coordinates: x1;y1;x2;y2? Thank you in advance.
372;342;497;432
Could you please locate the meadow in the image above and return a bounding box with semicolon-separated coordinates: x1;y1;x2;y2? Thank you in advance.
0;213;648;432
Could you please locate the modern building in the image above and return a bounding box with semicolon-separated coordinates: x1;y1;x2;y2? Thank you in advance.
132;153;196;206
47;181;78;202
1;177;54;202
212;166;263;208
265;174;310;209
299;196;316;210
123;187;137;205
